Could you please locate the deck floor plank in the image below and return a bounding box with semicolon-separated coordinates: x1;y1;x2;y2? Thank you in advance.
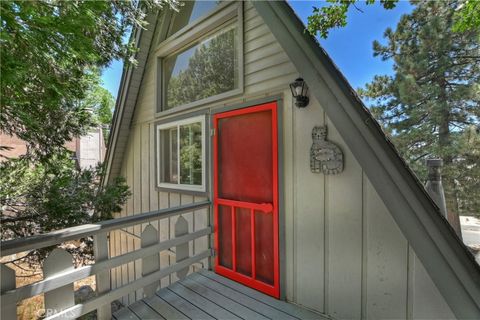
115;270;329;320
129;300;165;319
113;306;141;320
179;278;269;320
189;273;298;320
169;281;242;319
157;286;215;320
198;269;325;319
143;294;189;320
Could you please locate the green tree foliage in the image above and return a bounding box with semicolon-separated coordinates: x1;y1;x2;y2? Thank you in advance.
0;151;131;264
81;76;115;142
86;84;115;128
453;0;480;32
0;1;177;258
307;0;398;38
0;153;130;240
179;123;202;185
359;0;480;216
306;0;480;38
0;0;177;159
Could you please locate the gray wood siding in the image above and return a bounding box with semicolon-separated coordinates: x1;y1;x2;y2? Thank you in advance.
110;122;210;307
288;92;454;319
111;2;454;318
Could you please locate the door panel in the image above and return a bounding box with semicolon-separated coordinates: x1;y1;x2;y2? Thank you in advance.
235;207;252;277
218;205;233;269
255;209;274;285
217;110;273;203
213;102;279;298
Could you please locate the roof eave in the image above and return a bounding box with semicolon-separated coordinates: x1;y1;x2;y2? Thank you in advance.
102;11;160;187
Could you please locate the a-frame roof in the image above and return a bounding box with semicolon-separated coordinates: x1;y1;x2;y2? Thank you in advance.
104;1;480;318
103;11;159;185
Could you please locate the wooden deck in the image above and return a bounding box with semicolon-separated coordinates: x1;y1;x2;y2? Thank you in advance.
113;270;329;320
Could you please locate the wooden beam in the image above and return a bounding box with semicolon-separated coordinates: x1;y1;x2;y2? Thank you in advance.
94;232;112;320
1;264;16;320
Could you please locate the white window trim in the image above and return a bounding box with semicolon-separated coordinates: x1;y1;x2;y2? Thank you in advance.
156;115;206;192
155;1;244;116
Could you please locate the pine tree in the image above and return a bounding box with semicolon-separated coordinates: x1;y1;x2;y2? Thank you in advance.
360;0;480;218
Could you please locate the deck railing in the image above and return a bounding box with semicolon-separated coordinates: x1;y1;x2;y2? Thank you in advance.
0;201;212;320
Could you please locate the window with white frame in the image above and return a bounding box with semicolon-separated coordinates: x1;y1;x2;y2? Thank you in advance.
157;116;205;191
157;2;243;113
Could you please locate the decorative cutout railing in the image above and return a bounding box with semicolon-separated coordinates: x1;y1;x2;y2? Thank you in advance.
0;201;212;320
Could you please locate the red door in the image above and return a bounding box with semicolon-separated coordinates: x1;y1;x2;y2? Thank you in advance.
213;102;279;298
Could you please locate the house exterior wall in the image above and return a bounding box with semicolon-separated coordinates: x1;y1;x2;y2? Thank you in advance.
77;127;106;169
110;2;454;318
0;133;77;161
289;94;454;319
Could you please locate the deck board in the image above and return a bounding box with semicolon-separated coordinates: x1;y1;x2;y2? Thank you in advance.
198;269;324;319
129;300;165;319
189;273;297;320
143;295;189;320
158;288;215;320
113;306;140;320
114;270;329;320
168;281;241;319
180;278;269;320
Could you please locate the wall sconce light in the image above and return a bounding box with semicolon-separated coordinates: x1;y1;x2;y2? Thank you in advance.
290;77;309;108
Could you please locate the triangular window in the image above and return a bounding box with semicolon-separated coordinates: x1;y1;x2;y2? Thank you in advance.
167;1;222;38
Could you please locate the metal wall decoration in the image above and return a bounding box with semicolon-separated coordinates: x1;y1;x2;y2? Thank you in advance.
310;125;344;175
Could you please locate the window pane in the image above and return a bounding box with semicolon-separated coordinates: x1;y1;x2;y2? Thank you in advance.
164;25;238;110
160;127;178;184
179;122;202;185
167;1;222;37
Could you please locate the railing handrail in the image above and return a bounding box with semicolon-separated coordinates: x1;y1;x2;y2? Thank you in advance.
1;227;212;303
45;250;212;320
0;200;211;257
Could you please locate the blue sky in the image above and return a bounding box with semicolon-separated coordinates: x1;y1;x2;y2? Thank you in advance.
101;1;413;98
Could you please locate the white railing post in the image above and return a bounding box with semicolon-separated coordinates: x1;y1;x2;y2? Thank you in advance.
1;263;16;319
93;232;111;320
43;249;75;317
141;224;160;298
175;215;189;280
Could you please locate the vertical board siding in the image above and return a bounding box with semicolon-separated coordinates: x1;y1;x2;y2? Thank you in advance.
138;124;151;299
110;2;454;318
194;195;209;269
180;194;195;285
159;191;171;289
325;118;363;319
148;123;160;247
169;193;181;285
283;92;295;302
127;127;136;304
410;251;456;319
292;96;325;312
291;94;452;319
364;177;408;319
